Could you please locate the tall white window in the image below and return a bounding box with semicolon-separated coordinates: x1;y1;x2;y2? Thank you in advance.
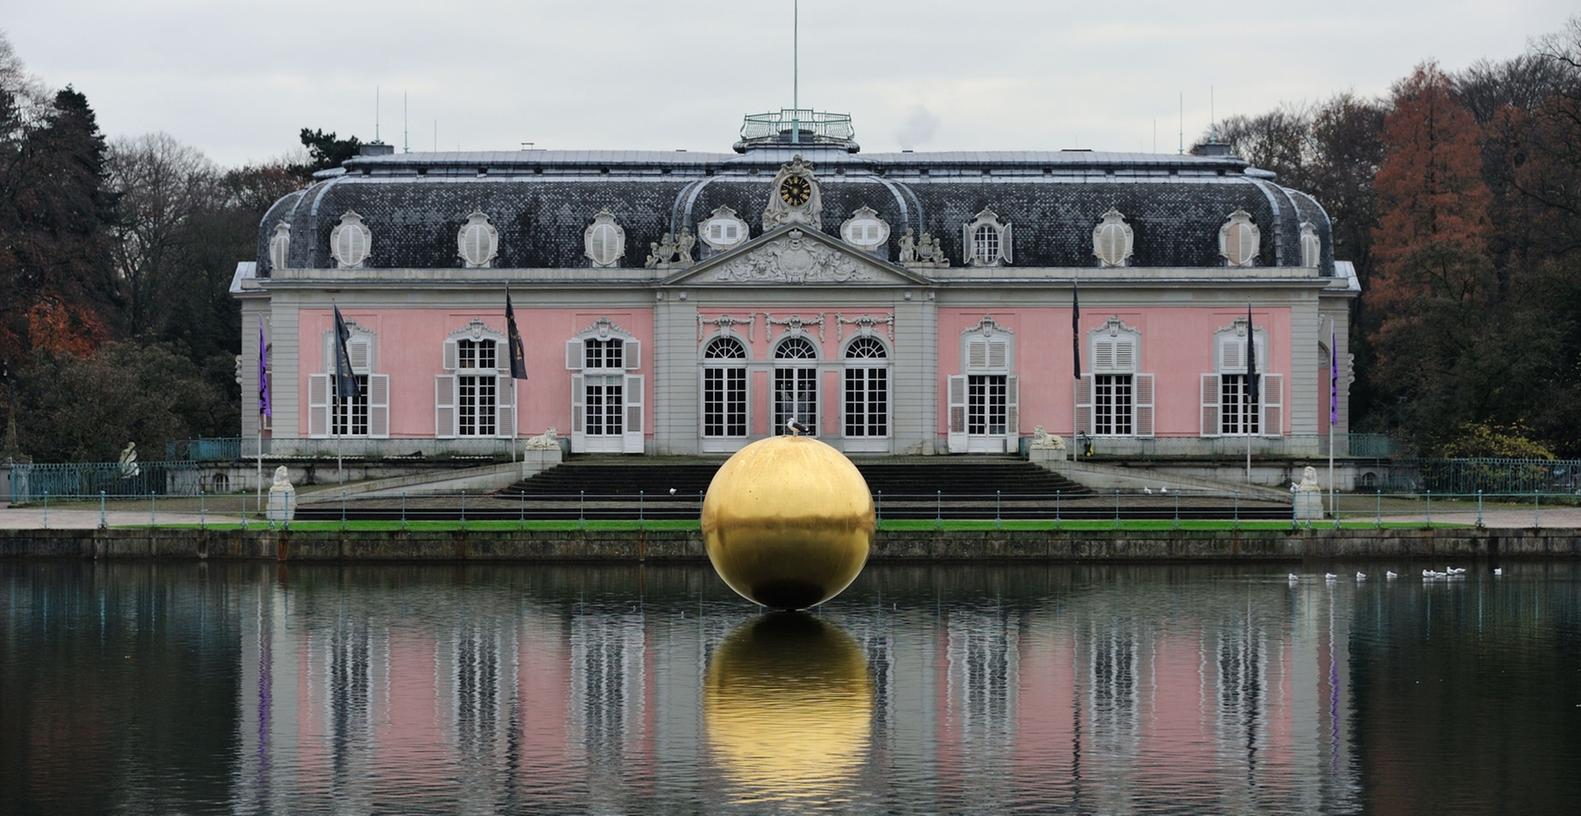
774;336;819;436
308;324;388;439
843;336;889;443
702;336;748;440
456;338;498;436
948;318;1018;453
1201;323;1282;438
564;319;643;454
1075;319;1153;437
436;321;514;441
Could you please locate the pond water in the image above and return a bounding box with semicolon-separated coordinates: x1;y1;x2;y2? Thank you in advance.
3;561;1580;815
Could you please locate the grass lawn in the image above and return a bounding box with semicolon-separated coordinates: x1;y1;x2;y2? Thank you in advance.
120;518;1466;533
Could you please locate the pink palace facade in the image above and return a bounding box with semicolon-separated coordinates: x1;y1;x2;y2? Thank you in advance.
232;111;1358;458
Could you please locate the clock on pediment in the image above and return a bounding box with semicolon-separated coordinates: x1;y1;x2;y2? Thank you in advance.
762;155;822;231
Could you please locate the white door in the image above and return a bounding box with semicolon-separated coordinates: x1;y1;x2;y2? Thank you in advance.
582;373;625;453
966;374;1009;453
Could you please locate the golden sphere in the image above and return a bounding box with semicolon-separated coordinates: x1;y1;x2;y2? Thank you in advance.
701;435;874;609
704;614;872;799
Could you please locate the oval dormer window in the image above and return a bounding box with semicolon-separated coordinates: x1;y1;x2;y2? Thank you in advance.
330;210;372;269
1219;209;1260;268
268;222;291;271
584;208;626;268
457;210;499;269
1091;208;1133;268
699;206;749;251
840;206;890;251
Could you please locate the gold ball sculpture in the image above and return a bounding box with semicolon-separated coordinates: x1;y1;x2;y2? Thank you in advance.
704;614;872;799
701;433;875;609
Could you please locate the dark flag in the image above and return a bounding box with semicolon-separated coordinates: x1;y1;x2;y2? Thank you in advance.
1071;279;1081;380
258;318;272;419
1330;326;1340;425
1245;304;1258;399
333;305;361;402
506;289;528;380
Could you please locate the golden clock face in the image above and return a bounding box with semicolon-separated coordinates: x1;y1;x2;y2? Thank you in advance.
779;175;812;207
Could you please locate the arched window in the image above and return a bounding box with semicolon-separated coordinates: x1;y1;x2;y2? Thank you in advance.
947;317;1018;453
584;208;626;268
702;336;748;440
774;336;818;436
1219;209;1260;268
308;322;388;439
1201;320;1282;437
1299;221;1321;268
963;208;1012;267
843;336;889;443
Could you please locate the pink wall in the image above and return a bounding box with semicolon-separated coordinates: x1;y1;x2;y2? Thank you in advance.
936;307;1293;436
297;308;654;438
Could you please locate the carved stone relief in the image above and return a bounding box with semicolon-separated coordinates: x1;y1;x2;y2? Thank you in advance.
712;230;875;284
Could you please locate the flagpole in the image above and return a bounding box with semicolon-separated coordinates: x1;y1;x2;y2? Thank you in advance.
508;284;517;466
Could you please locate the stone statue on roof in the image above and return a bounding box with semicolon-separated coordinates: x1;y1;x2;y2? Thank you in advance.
898;229;916;264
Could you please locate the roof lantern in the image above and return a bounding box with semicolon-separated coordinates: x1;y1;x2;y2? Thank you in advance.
736;109;859;153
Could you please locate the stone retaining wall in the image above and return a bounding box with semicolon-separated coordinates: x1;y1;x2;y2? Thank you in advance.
3;528;1579;562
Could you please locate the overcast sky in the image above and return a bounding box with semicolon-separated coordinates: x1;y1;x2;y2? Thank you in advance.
4;1;1576;166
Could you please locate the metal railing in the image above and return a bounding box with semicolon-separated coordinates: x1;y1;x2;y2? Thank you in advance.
1071;432;1398;460
7;461;199;503
13;487;1575;532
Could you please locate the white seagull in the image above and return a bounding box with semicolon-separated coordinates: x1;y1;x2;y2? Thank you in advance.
1144;487;1153;495
1422;569;1441;579
1287;573;1300;582
669;488;677;495
1324;573;1338;582
1493;567;1504;576
1161;486;1169;494
1356;572;1367;582
1446;566;1467;575
1386;570;1398;580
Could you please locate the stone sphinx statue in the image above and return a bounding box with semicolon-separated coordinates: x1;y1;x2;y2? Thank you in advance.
1296;466;1321;491
1292;465;1325;520
523;427;560;451
1030;425;1066;450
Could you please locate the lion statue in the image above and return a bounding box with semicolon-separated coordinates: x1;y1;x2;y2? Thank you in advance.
523;427;560;451
1030;425;1066;450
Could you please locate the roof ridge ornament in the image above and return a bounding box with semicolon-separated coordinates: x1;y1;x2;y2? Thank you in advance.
762;155;822;231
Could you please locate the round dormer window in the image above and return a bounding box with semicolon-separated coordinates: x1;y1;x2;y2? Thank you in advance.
840;206;890;251
584;209;626;268
699;206;749;250
329;211;372;269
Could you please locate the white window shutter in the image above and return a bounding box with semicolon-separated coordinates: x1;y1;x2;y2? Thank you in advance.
624;374;644;453
947;375;967;453
1001;222;1013;264
308;374;330;438
1201;373;1221;437
570;374;585;433
495;339;509;371
349;338;371;371
1221;337;1244;371
1262;373;1284;437
1115;339;1135;372
496;374;515;438
1004;375;1019;450
1075;374;1094;436
443;338;458;371
1094;340;1114;372
368;374;390;438
988;339;1008;370
967;338;988;370
565;339;584;370
1135;373;1155;438
434;374;457;438
625;339;640;371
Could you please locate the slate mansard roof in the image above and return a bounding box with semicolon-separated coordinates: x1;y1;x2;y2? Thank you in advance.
256;142;1335;277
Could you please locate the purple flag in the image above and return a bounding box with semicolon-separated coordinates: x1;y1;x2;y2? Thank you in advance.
258;319;272;418
1330;327;1339;425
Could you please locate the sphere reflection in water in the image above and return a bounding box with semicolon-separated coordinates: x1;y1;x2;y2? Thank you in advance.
701;435;874;609
704;614;873;801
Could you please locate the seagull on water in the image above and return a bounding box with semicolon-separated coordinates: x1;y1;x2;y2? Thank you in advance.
1493;567;1503;576
1446;566;1467;575
1324;573;1338;582
1287;573;1300;583
1423;569;1445;579
1386;570;1398;580
669;488;677;495
1161;486;1169;494
1356;572;1367;582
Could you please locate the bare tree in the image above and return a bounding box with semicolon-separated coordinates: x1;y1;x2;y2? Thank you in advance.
107;132;217;335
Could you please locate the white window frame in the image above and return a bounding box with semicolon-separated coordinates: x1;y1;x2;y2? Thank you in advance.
1202;322;1281;437
564;318;643;454
1219;209;1261;268
309;323;387;439
1075;318;1153;438
700;334;749;452
437;320;514;440
963;208;1013;267
948;317;1017;453
584;208;626;268
773;335;820;437
842;335;890;452
839;206;891;252
1299;220;1321;268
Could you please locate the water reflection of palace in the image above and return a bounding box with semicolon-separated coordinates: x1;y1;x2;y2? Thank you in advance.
227;568;1369;812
